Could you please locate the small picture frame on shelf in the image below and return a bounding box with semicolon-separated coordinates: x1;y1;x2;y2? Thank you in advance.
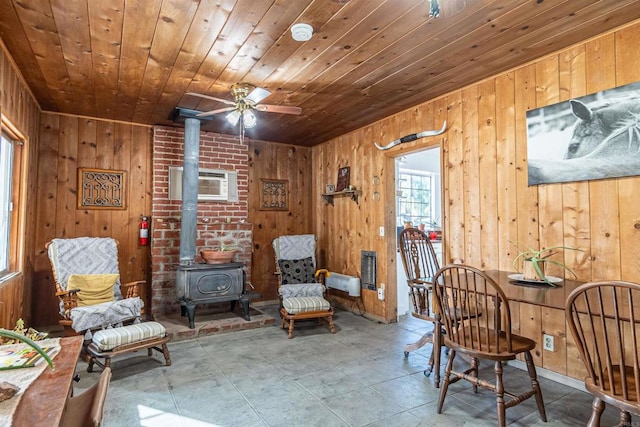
325;184;335;194
335;166;350;192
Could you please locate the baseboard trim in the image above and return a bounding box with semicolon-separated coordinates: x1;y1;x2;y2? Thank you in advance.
507;360;586;392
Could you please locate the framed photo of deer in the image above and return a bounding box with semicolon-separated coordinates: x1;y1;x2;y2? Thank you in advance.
525;81;640;185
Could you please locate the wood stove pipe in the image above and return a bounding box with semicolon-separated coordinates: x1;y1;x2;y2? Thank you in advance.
179;117;200;265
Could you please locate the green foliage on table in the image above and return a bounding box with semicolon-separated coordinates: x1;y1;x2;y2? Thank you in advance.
0;329;55;370
511;241;583;287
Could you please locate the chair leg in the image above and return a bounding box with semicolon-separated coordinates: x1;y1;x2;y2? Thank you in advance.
524;351;547;422
404;331;433;357
494;361;506;427
587;397;604;427
437;349;455;414
471;357;479;393
424;345;435;378
432;324;442;388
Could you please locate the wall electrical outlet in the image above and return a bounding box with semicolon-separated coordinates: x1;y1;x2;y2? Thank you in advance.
379;226;384;237
543;334;555;352
377;283;385;301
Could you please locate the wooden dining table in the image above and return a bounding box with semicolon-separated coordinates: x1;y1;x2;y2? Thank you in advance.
483;270;584;309
12;335;82;426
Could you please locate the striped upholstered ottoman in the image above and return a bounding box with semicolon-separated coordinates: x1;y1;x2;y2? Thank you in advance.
86;321;171;372
280;296;335;339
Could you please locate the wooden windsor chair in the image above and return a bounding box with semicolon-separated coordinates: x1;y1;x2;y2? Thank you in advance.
398;227;443;384
60;367;112;427
566;281;640;427
433;264;546;427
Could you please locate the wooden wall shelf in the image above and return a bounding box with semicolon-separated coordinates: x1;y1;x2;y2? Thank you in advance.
322;189;362;205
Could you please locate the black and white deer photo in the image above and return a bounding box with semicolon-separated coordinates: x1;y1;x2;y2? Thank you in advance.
526;82;640;185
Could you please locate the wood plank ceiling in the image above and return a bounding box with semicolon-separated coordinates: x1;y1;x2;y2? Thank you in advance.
0;0;639;146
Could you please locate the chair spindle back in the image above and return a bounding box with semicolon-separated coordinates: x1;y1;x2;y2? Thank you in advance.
434;264;513;355
566;281;640;411
398;228;440;318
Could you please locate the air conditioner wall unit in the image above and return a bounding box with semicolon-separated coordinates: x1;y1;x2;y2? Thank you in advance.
168;167;238;202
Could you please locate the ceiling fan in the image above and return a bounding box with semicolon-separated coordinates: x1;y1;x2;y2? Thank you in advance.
187;83;302;129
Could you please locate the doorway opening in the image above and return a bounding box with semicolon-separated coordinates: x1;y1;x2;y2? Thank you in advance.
395;146;443;318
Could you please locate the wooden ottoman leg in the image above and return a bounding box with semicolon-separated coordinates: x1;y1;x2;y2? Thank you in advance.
87;357;95;373
288;319;295;339
104;357;111;369
161;343;172;366
147;348;153;356
327;315;336;334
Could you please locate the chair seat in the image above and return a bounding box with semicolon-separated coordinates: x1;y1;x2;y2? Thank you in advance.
92;321;166;351
283;296;331;314
585;365;639;403
447;326;537;360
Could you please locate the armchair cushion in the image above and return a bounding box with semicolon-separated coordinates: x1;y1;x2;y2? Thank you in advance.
279;283;325;299
278;257;315;284
68;274;119;307
283;296;331;314
69;297;143;333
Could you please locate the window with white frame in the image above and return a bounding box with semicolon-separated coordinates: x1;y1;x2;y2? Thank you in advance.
0;132;15;274
397;169;437;227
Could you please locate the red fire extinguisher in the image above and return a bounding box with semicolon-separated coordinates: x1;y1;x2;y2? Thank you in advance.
139;216;149;246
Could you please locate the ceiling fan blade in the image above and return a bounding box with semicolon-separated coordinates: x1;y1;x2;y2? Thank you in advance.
255;104;302;115
246;87;271;104
186;92;235;106
196;106;236;117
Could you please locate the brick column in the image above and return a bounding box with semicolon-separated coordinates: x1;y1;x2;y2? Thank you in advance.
150;126;251;316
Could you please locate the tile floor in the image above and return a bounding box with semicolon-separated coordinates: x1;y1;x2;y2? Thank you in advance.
73;305;624;427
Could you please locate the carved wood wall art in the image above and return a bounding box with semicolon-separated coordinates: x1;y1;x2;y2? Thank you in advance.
77;168;127;209
260;179;288;211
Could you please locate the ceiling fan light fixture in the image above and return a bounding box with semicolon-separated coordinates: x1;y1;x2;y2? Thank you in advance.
242;109;257;128
291;23;313;42
226;110;241;126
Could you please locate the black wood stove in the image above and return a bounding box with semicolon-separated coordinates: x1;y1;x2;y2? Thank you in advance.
176;262;250;329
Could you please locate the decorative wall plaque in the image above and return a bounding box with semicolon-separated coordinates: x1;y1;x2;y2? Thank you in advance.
260;179;288;211
336;166;350;192
77;168;127;209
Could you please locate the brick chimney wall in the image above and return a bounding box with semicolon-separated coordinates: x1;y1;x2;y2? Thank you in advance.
150;125;252;316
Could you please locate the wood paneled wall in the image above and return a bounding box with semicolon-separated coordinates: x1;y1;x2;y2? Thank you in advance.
312;21;640;376
0;42;41;329
248;140;313;301
31;113;153;328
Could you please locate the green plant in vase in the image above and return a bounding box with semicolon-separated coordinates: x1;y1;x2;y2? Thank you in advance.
511;242;583;287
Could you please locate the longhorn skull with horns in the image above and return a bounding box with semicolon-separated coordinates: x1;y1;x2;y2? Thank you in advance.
373;121;447;150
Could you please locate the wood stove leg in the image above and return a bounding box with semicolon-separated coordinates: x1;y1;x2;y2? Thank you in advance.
240;297;251;321
185;303;196;329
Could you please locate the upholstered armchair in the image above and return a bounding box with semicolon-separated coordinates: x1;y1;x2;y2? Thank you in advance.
46;237;144;336
272;234;336;338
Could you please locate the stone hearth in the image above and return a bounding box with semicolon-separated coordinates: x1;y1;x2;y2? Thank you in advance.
156;303;275;342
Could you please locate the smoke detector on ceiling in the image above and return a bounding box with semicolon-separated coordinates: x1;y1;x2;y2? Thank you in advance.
291;23;313;42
